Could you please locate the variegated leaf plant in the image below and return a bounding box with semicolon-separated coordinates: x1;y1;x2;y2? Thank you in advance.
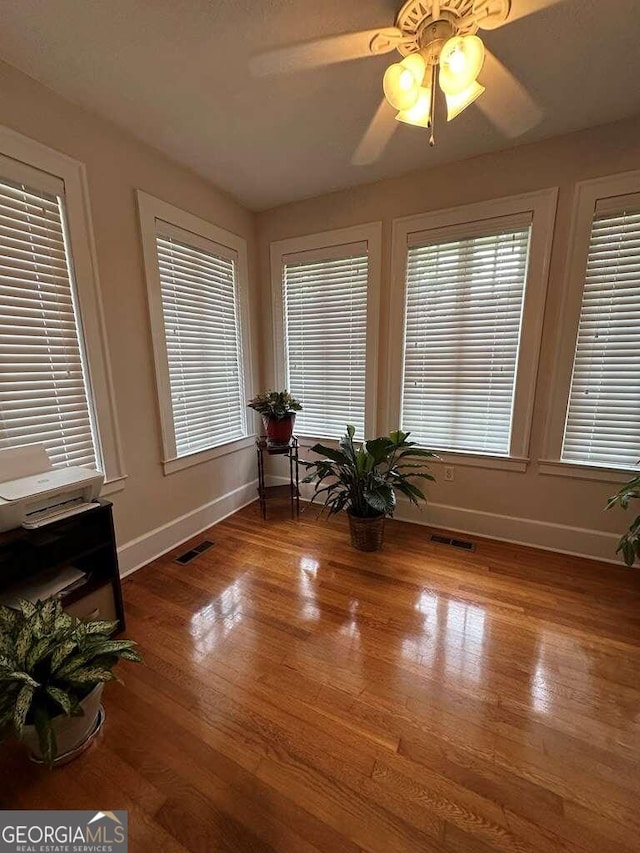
0;597;141;765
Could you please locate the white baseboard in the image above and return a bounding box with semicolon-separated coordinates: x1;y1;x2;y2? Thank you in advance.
278;474;620;564
117;476;621;577
117;480;259;578
395;501;621;565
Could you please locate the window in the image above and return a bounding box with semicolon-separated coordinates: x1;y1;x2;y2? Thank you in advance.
138;192;252;473
0;166;99;468
0;130;125;490
561;196;640;469
402;220;531;455
389;190;557;466
542;171;640;479
271;224;381;441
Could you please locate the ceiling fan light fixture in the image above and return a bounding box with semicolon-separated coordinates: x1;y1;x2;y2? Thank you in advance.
383;52;426;110
439;35;485;96
396;85;432;127
445;79;485;120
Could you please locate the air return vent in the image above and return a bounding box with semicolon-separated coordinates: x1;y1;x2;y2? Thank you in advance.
174;540;215;565
430;534;475;552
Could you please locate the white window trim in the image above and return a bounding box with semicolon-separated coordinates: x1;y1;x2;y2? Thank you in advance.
388;189;558;469
0;125;126;493
137;191;254;475
270;223;382;439
543;169;640;479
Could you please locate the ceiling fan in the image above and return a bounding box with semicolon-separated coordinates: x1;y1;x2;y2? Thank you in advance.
251;0;563;165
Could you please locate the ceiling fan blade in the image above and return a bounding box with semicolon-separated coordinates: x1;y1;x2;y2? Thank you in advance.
506;0;566;24
476;48;542;137
352;99;398;166
250;28;403;77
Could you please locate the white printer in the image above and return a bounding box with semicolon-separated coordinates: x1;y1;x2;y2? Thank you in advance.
0;444;104;533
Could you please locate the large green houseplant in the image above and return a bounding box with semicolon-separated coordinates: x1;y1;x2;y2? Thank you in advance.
0;598;141;765
607;472;640;567
303;425;437;551
248;389;302;446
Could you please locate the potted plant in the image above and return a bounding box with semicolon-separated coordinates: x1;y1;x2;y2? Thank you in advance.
248;389;302;446
606;472;640;567
0;598;141;766
303;425;437;552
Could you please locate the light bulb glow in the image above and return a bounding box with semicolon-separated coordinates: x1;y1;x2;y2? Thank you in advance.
445;80;485;120
396;87;432;128
447;48;467;75
383;53;426;112
399;69;415;91
439;35;485;96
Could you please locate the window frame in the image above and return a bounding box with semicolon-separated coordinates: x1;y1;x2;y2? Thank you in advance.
0;125;126;492
270;223;382;443
541;170;640;481
388;189;558;471
137;191;254;475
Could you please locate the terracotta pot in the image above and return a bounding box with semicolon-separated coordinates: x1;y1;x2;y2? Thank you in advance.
348;511;385;552
22;683;104;764
262;413;295;445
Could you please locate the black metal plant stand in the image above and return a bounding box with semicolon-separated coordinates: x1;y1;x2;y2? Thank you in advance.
255;436;300;520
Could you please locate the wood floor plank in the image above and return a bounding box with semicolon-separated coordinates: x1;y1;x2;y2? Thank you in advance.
1;503;640;852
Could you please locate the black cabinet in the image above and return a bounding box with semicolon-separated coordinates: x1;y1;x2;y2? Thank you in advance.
0;499;125;631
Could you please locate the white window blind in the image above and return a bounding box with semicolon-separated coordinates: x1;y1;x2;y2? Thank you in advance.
562;199;640;468
283;248;368;439
156;231;246;457
0;172;99;469
401;220;532;454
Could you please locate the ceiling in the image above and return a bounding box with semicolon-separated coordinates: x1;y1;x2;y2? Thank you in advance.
1;0;639;211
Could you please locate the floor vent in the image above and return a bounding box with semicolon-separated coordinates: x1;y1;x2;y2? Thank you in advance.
430;534;476;552
175;539;215;565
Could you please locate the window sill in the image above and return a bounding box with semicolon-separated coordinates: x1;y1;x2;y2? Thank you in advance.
163;434;257;475
428;451;529;473
101;476;127;496
538;460;639;484
298;436;528;473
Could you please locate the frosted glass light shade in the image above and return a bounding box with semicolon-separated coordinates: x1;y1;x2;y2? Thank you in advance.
445;79;485;120
439;35;485;96
396;87;432;127
383;53;426;111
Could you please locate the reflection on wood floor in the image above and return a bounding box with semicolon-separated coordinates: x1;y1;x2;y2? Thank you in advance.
3;500;640;852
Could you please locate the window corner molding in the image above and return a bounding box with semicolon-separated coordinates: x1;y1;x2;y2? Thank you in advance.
388;188;558;458
0;125;126;483
137;191;253;465
270;222;382;440
543;168;640;468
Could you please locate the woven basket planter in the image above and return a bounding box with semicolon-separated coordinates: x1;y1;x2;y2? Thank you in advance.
348;511;385;552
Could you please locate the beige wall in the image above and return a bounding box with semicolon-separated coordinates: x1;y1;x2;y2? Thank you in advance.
256;115;640;559
2;52;637;564
0;60;261;557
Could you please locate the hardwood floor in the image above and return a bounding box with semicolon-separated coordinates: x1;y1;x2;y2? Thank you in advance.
2;501;640;852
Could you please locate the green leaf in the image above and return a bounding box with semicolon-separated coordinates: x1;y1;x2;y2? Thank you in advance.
51;640;79;674
26;637;53;672
346;424;356;439
0;606;19;632
33;706;57;767
65;666;117;685
13;682;34;733
365;437;394;465
84;619;119;636
309;444;350;466
46;686;73;716
83;639;138;657
18;600;37;621
2;671;39;688
15;624;34;669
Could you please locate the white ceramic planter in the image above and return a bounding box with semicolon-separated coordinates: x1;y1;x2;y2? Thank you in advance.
22;683;104;763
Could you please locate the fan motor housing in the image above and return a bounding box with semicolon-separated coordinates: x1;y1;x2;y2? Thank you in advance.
395;0;510;56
